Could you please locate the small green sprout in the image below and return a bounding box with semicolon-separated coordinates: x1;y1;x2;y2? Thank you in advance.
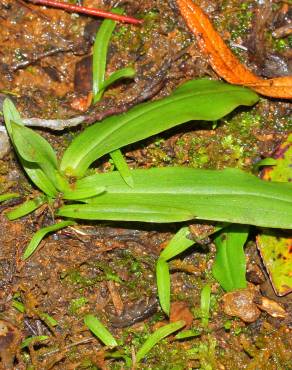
84;314;118;347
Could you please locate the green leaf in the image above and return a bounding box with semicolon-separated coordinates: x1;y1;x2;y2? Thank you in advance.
256;230;292;296
2;98;22;136
60;79;259;177
175;329;201;340
57;167;292;229
84;314;118;347
92;8;123;103
12;299;25;313
110;149;134;187
156;258;170;315
103;67;135;91
22;221;75;260
212;225;249;291
253;157;277;172
21;336;49;349
21;162;57;197
0;193;19;202
38;311;58;327
6;195;47;220
3;99;58;197
136;321;185;363
58;203;192;223
10;121;58;185
200;285;211;327
160;226;195;261
62;186;106;200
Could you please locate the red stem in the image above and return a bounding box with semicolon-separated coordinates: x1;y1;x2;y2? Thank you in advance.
27;0;143;24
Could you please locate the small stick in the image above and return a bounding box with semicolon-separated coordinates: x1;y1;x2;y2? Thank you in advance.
27;0;143;24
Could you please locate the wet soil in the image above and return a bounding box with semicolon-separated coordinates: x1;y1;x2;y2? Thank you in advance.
0;0;291;369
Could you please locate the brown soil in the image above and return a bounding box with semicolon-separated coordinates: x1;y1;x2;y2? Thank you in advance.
0;0;291;369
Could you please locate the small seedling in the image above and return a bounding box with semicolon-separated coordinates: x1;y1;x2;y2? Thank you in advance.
84;314;118;347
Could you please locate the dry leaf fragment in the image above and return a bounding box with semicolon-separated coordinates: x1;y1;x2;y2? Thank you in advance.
176;0;292;99
255;296;287;318
170;301;193;328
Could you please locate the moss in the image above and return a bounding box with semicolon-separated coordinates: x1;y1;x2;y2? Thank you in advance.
69;297;88;315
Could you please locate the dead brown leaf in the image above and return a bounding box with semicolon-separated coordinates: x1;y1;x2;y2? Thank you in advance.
176;0;292;99
170;301;193;328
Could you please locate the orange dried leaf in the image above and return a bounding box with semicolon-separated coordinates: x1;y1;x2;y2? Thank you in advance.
176;0;292;99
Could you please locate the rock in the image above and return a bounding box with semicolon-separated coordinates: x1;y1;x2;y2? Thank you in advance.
222;288;261;323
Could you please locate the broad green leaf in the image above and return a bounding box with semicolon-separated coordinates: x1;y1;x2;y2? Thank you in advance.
256;134;292;296
84;314;117;347
59;203;192;223
22;162;57;197
22;220;75;259
3;99;58;196
103;67;135;91
212;225;249;291
60;80;259;177
257;231;292;296
2;98;22;136
136;321;185;363
57;167;292;229
156;258;170;315
110;149;134;187
0;193;19;202
92;8;123;103
160;226;195;261
10;121;58;180
6;195;47;220
62;185;106;200
21;336;49;349
200;285;211;327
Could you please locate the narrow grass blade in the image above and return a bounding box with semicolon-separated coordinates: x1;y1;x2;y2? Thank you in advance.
84;314;118;347
160;227;195;261
61;80;259;177
212;224;249;291
136;321;185;363
175;329;201;340
110;149;134;187
103;67;135;90
200;285;211;327
12;299;25;313
92;8;123;103
21;336;49;349
253;157;277;172
156;258;170;315
6;195;47;220
0;193;19;202
38;311;58;327
22;221;75;260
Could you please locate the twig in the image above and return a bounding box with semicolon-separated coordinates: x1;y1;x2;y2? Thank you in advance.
41;337;94;357
27;0;143;24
